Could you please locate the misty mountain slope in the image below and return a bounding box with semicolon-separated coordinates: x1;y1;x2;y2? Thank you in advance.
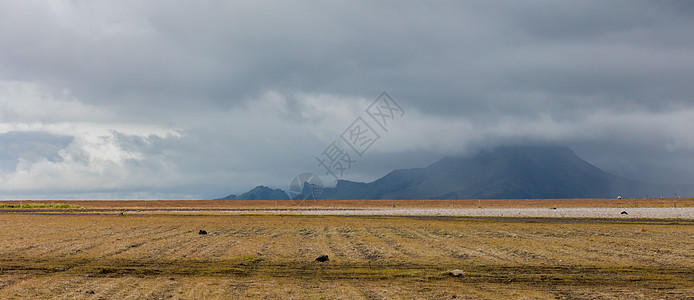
218;145;692;200
323;145;675;199
216;186;289;200
394;146;618;199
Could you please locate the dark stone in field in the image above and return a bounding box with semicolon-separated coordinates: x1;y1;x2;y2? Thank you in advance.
199;230;207;235
621;211;628;215
85;290;95;294
315;255;329;262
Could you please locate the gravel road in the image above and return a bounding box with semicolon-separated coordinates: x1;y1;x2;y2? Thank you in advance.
4;207;693;219
290;207;694;219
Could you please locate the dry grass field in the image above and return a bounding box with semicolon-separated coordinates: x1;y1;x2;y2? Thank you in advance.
2;198;693;210
0;207;693;299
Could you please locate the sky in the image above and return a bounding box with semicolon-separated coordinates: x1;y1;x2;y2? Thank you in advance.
1;1;694;200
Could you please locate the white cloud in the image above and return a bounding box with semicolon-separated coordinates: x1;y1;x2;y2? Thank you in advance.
0;80;183;197
4;81;694;198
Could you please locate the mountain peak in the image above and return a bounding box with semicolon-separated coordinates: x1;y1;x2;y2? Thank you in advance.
218;145;693;200
215;185;289;200
323;144;681;199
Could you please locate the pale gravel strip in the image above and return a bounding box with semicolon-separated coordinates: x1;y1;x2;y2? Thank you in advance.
214;207;694;219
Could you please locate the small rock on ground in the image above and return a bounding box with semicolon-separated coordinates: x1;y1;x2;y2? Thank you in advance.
315;255;329;262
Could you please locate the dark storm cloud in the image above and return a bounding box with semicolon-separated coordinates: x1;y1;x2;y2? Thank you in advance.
3;1;691;114
1;1;693;198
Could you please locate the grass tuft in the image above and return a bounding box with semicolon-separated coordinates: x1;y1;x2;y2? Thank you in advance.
0;203;82;209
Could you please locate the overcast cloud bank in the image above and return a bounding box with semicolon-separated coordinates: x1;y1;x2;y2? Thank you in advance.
1;1;693;199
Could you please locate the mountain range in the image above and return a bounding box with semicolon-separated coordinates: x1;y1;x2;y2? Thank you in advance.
216;145;693;200
215;185;289;200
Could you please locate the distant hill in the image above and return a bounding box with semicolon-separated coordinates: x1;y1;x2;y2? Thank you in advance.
215;186;289;200
290;182;325;201
217;145;694;200
321;145;693;199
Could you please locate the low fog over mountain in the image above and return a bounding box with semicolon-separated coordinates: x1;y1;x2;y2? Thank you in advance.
220;145;693;200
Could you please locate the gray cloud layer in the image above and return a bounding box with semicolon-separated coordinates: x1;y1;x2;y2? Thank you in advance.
1;1;693;199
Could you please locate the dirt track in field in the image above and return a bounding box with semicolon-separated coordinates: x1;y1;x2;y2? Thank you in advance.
4;207;694;221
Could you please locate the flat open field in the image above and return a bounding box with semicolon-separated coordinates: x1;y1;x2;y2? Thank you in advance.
2;198;693;210
1;205;693;299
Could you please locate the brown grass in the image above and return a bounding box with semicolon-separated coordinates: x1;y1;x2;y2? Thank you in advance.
2;197;693;210
0;212;692;299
